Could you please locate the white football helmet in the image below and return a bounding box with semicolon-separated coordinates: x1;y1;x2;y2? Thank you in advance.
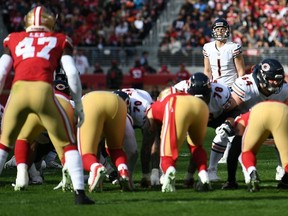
24;6;56;32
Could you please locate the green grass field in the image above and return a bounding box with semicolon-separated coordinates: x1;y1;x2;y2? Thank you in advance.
0;128;286;216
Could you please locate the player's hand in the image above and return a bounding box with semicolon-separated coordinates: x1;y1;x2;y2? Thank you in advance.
215;121;234;138
74;102;84;127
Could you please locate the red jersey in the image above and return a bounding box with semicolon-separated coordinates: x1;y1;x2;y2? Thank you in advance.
129;67;145;84
176;70;190;81
3;31;72;83
150;92;189;123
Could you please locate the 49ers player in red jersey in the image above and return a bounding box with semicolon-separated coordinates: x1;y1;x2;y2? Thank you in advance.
146;91;211;192
0;6;94;204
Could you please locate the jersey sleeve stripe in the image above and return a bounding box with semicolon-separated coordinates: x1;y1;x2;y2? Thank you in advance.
232;83;245;99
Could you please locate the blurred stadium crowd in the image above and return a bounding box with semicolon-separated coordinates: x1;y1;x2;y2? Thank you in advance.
2;0;288;49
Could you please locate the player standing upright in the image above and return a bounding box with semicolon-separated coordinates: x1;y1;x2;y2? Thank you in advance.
202;18;245;177
203;18;245;87
0;6;93;204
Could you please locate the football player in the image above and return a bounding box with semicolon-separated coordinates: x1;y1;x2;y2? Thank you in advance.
203;18;245;87
146;89;211;192
77;91;131;192
241;101;288;192
0;6;94;204
174;73;240;183
222;58;288;189
120;88;157;187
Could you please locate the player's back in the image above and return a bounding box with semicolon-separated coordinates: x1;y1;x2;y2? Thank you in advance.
4;31;70;83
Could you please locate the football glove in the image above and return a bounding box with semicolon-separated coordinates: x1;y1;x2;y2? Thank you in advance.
53;163;74;192
74;101;84;127
215;121;235;139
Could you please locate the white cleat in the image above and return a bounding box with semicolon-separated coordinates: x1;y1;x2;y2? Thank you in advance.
275;165;285;181
208;168;220;182
14;166;29;191
88;164;107;192
161;166;176;192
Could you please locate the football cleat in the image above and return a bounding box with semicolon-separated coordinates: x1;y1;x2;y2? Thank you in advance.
14;166;29;191
140;177;151;188
221;181;238;190
118;167;132;191
75;190;95;205
194;181;212;192
277;173;288;189
161;166;176;193
88;164;107;192
247;170;260;192
275;165;285;181
107;170;119;185
183;177;195;188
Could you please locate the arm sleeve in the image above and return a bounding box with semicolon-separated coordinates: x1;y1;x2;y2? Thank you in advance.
0;54;13;94
60;55;82;103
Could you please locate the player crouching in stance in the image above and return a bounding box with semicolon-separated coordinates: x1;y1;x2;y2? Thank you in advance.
146;89;210;192
241;101;288;192
78;91;131;192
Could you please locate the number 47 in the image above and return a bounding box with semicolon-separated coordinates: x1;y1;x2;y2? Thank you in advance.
15;36;57;60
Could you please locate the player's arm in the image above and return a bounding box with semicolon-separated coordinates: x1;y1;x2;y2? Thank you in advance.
203;57;212;80
61;45;84;127
225;91;243;112
0;47;13;94
234;54;245;77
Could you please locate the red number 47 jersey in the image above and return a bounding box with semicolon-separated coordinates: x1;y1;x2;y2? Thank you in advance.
4;31;73;83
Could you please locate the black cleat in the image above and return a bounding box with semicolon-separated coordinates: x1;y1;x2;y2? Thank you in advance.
183;177;195;188
247;170;260;192
277;173;288;189
222;181;238;190
75;190;95;205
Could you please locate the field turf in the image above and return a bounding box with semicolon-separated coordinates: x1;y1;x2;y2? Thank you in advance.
0;128;286;216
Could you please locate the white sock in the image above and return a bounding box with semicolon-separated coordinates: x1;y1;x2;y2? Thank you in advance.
65;150;84;190
0;149;9;174
208;134;229;170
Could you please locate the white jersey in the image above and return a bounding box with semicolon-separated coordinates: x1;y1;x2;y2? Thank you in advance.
203;41;242;87
174;80;231;119
232;73;288;113
121;88;153;128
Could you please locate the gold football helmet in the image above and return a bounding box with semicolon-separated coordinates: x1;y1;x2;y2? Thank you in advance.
24;6;56;32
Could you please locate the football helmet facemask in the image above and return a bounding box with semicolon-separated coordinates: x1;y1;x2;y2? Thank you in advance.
211;18;230;41
255;58;284;94
25;6;56;32
187;72;211;104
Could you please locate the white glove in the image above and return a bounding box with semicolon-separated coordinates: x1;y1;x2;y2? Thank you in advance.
54;163;73;191
215;121;234;139
74;101;84;127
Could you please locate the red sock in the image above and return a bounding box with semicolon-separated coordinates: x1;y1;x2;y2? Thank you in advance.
14;140;30;164
242;151;256;170
160;156;176;173
285;164;288;173
190;145;207;172
82;153;98;172
108;149;127;167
